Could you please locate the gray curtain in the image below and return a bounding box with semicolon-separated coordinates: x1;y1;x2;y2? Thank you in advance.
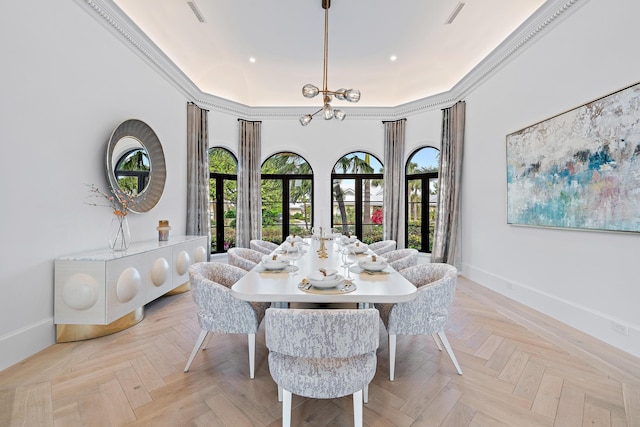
432;101;465;268
237;119;262;248
186;102;210;259
383;119;406;248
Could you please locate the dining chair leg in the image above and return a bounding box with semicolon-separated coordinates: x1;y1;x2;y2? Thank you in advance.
388;334;397;381
282;389;292;427
248;333;256;379
184;329;208;372
353;389;363;427
278;385;283;402
202;332;213;351
363;384;368;403
437;331;463;375
431;332;443;351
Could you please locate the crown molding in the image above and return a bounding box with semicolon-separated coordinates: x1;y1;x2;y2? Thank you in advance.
76;0;585;120
449;0;585;102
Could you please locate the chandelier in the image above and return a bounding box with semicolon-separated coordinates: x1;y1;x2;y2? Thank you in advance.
299;0;360;126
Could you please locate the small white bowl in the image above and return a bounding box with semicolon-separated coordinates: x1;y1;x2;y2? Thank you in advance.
261;259;289;270
308;268;338;280
358;259;388;272
342;235;358;244
307;274;344;289
284;243;302;252
286;235;304;243
348;243;369;254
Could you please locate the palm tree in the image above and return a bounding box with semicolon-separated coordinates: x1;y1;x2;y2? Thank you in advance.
261;153;313;233
333;156;352;233
332;153;375;233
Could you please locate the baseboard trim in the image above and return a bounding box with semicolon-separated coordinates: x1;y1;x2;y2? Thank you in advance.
0;317;56;371
461;263;640;361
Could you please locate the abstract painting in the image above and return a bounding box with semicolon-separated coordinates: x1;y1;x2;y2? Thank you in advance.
507;82;640;232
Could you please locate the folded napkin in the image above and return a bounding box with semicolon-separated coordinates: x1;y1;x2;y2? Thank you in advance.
308;269;338;281
360;255;387;263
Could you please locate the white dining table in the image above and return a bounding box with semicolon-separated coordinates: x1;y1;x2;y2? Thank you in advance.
231;238;417;304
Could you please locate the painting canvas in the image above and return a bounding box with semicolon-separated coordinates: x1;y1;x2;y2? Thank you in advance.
506;82;640;232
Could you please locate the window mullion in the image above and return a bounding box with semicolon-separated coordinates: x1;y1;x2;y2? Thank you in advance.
282;177;290;239
355;177;363;239
216;177;225;252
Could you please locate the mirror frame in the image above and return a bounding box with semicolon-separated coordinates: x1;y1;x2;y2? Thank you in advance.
106;119;166;213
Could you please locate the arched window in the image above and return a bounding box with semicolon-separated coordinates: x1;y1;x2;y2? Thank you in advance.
331;152;384;244
261;152;313;244
209;147;237;253
406;146;440;252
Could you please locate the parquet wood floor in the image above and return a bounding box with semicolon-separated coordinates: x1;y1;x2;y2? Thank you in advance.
1;276;639;426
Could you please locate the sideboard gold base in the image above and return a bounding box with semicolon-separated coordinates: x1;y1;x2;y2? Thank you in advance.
164;281;190;295
56;307;144;343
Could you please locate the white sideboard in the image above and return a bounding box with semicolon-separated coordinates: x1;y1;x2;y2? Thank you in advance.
54;235;208;341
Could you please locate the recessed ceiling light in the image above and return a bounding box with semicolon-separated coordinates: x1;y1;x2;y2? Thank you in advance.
249;57;256;63
390;55;397;62
186;1;206;23
445;2;466;24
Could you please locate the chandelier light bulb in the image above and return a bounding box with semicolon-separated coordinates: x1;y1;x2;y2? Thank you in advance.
322;104;334;120
334;109;346;121
300;114;313;126
335;89;346;101
302;84;319;98
345;89;361;103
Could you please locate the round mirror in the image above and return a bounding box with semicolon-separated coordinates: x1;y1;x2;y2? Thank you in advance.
106;119;166;213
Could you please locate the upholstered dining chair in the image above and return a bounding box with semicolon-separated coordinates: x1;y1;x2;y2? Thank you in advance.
265;308;379;427
227;247;264;271
250;239;279;255
382;248;419;272
184;262;269;378
367;240;396;255
376;263;462;380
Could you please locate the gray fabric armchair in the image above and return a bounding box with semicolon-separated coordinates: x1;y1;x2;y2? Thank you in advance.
227;247;264;271
250;239;279;255
184;262;269;378
383;248;419;272
376;263;462;380
265;308;379;427
367;240;396;255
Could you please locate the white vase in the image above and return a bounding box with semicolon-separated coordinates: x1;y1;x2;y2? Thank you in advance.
109;216;131;251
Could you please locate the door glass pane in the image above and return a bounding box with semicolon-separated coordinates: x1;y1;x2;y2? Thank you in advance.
428;177;438;252
262;178;283;244
223;178;237;251
289;178;312;237
332;178;355;235
361;177;383;244
407;178;422;250
210;177;218;252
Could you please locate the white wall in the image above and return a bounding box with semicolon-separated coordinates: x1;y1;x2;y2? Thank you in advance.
0;0;190;369
461;0;640;356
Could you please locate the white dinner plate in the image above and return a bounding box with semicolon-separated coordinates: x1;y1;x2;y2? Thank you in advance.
358;260;388;271
348;243;369;254
308;274;344;289
261;259;290;270
307;269;338;281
